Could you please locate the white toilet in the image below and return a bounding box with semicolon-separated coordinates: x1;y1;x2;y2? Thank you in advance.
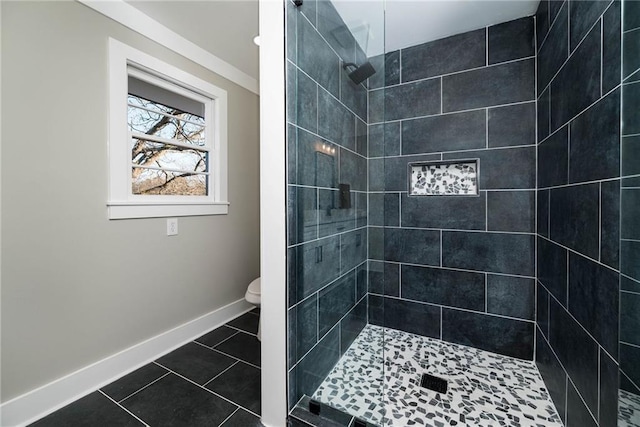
245;277;261;341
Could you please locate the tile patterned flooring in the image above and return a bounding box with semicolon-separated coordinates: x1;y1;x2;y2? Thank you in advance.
619;389;640;427
312;325;563;427
29;310;263;427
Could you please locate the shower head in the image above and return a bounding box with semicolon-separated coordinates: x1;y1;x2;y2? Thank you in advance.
343;61;376;85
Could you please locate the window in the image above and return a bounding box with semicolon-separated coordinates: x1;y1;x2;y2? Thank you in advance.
108;38;228;219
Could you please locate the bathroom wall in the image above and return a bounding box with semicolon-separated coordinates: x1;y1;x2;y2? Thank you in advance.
1;1;260;402
534;1;621;426
285;0;370;407
620;0;640;410
367;17;537;360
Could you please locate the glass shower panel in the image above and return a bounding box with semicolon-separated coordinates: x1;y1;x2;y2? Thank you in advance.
285;0;387;425
620;0;640;424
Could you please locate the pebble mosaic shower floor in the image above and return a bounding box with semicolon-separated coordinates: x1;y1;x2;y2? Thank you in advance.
312;325;563;426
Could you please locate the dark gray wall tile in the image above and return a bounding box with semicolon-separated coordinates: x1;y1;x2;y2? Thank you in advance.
538;87;551;142
339;149;366;191
442;231;535;276
568;253;620;357
536;329;567;424
444;147;536;189
622;188;640;240
620;342;640;389
487;191;535;232
402;29;486;82
537;237;568;304
489;17;535;65
566;383;597;427
297;0;317;27
537;282;551;337
402;110;486;154
369;153;441;192
599;350;619;427
316;0;355;64
442;309;534;359
487;275;535;320
538;126;569;188
340;75;367;122
603;1;622;93
318;189;355;238
295;326;339;399
318;88;355;151
340;299;367;354
401;192;486;230
622;275;640;293
401;265;485;311
624;0;640;30
370;78;441;122
550;0;566;23
288;186;318;245
292;236;340;302
622;135;640;176
368;260;399;297
297;16;339;98
368;51;400;89
569;0;612;52
621;240;640;281
368;122;400;158
356;262;367;300
537;0;551;50
549;298;599;416
601;180;620;269
297;128;338;188
355;191;367;228
340;229;367;273
382;228;441;266
369;295;441;339
621;291;640;346
288;124;297;185
442;59;535;112
355;118;367;157
623;82;640;136
369;193;399;227
287;2;297;63
569;89;621;183
318;271;355;337
538;189;550;237
488;102;536;148
549;183;600;259
296;69;318;133
550;23;601;131
293;295;318;363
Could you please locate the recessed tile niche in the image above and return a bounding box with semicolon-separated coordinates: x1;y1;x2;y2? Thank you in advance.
409;160;479;196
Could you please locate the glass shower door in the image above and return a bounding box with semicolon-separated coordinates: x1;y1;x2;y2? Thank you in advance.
285;0;388;425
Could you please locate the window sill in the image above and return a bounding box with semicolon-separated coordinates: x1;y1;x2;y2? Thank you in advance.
107;201;229;219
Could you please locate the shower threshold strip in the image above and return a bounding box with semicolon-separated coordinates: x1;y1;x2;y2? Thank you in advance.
312;325;563;427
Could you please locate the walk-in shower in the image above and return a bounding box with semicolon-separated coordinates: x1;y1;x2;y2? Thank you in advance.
285;0;638;425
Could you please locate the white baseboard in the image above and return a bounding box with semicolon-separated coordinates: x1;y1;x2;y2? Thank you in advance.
0;298;253;427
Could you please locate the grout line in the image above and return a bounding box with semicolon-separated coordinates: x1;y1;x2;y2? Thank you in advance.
368;143;538;160
287;224;367;249
203;361;240;387
368;224;535;235
369;292;536;324
537;175;622;191
153;363;262;418
372;258;535;280
538;234;620;275
116;371;171;404
210;347;262;370
367;99;536;126
223;324;258;337
99;390;151;427
217;407;240;427
374;55;535;93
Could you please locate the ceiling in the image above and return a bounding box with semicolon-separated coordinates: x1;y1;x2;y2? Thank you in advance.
124;0;540;81
334;0;541;57
125;0;259;79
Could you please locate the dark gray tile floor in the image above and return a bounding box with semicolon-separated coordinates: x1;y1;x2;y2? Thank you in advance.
29;310;263;427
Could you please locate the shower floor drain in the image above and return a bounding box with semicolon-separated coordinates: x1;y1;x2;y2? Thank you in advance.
420;373;448;393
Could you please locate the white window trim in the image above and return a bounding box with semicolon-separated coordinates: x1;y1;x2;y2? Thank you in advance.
107;38;228;219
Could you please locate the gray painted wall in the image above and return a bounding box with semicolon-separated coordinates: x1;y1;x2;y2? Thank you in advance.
1;1;260;402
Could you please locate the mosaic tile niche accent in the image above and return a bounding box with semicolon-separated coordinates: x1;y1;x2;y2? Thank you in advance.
409;160;478;196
